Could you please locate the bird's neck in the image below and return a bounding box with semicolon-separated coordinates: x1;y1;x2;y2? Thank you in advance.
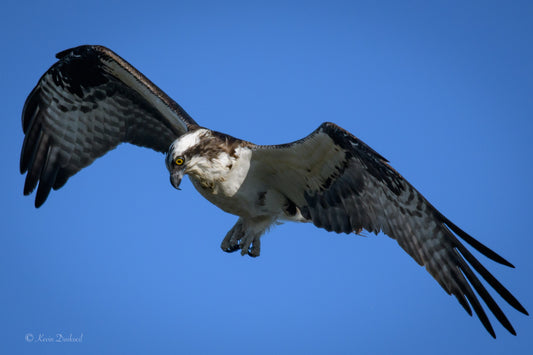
187;147;252;197
186;153;233;191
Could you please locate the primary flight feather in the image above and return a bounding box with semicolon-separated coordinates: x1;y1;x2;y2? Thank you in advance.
20;45;527;337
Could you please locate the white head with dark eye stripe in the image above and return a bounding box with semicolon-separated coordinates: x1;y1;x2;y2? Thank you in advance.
165;129;211;189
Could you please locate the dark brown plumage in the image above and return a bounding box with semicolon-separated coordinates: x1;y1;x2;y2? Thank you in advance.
20;45;198;207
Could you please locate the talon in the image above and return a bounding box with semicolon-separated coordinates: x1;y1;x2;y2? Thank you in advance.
221;218;268;257
248;238;261;257
240;238;254;256
221;222;244;253
247;249;260;257
223;245;240;253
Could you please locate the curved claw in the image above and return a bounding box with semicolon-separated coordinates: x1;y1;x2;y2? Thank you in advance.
221;218;266;257
222;244;240;253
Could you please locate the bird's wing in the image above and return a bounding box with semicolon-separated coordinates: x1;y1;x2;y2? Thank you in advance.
20;45;199;207
251;122;527;337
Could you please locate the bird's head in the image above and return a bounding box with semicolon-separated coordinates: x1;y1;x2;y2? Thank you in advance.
165;128;214;190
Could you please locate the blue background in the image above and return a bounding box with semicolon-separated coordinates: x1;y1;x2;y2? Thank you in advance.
1;1;532;354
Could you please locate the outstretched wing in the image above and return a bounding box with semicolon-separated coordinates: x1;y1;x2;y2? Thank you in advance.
251;122;527;337
20;45;199;207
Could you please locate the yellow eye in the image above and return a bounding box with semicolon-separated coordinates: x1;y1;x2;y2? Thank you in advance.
174;157;184;166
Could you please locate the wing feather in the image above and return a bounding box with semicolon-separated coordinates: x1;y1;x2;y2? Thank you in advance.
20;45;199;207
251;121;527;336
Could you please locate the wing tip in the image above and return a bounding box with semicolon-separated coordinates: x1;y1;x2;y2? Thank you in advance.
34;193;48;208
55;45;103;59
439;212;515;268
55;46;86;59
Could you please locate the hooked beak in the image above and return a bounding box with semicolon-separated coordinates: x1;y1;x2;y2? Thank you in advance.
170;169;185;190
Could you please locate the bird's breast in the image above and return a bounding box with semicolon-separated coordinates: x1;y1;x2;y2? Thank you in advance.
187;147;256;216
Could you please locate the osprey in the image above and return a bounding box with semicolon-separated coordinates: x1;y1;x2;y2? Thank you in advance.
20;45;527;337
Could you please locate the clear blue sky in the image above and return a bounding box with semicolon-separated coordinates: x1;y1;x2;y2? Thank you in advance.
1;1;532;354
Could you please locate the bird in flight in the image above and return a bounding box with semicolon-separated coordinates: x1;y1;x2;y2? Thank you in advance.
20;45;527;337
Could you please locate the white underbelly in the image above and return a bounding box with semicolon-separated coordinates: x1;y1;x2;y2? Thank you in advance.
185;146;307;221
190;178;255;217
190;176;286;219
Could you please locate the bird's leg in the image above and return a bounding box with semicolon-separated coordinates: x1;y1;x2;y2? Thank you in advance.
220;217;273;257
240;232;261;257
221;220;244;253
